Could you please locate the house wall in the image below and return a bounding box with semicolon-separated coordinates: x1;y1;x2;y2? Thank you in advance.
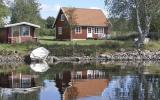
0;26;38;44
0;28;8;43
55;10;71;40
72;26;109;40
72;26;87;40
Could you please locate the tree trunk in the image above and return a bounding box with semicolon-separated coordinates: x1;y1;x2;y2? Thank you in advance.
144;15;151;37
135;0;144;47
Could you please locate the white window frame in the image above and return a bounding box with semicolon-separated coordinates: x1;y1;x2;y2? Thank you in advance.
95;27;99;34
95;27;104;34
12;26;20;37
58;27;62;35
20;25;30;37
61;14;65;21
75;26;82;34
87;27;92;34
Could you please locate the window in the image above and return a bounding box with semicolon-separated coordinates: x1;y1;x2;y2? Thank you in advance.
87;27;92;33
20;25;30;36
95;27;99;34
12;26;20;37
75;27;82;34
61;14;65;21
58;27;62;35
95;27;104;34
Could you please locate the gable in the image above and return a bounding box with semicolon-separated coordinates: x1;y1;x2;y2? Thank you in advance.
53;9;67;27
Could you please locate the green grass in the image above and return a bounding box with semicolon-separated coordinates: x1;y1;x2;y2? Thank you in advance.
0;36;159;56
144;40;160;50
0;43;38;55
39;36;106;45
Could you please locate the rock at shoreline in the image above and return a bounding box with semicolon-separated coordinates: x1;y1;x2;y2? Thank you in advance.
99;50;160;61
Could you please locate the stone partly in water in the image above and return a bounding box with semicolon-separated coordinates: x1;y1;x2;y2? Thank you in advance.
30;47;50;61
99;49;160;61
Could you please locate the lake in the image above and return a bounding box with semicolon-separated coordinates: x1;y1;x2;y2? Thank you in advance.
0;61;160;100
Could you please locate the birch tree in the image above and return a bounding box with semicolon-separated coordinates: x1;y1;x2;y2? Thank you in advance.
105;0;160;47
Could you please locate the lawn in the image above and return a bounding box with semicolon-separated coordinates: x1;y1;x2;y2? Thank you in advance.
0;43;38;54
0;36;159;56
38;36;107;45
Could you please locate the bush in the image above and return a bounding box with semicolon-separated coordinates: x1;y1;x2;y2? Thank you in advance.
109;32;138;41
148;32;160;40
38;28;55;36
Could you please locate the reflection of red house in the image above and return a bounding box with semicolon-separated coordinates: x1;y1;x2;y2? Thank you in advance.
54;7;111;40
59;70;110;100
0;22;40;43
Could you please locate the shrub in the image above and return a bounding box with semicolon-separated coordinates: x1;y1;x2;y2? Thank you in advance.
148;32;160;40
38;28;55;36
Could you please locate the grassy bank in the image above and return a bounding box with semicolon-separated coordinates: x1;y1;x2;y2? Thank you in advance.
39;36;107;45
0;36;159;56
0;43;38;55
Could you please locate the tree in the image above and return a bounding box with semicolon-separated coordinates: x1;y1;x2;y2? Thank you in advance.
0;0;9;26
105;0;160;47
46;16;55;29
10;0;41;24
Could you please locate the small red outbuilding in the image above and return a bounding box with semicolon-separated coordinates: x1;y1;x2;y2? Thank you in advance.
0;22;40;43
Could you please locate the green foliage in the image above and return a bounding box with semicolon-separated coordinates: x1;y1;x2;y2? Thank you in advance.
0;0;9;26
148;32;160;40
110;32;138;41
10;0;41;24
46;16;55;29
39;28;55;36
109;17;136;32
38;16;55;36
105;0;160;42
150;14;160;32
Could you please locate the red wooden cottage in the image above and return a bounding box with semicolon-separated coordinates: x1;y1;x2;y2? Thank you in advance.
0;22;40;43
54;7;111;40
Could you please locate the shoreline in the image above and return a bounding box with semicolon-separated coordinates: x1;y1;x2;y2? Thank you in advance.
0;49;160;64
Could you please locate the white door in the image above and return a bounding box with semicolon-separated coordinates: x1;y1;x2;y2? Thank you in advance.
87;27;93;38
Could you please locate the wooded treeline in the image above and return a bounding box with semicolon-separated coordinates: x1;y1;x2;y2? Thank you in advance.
105;0;160;44
0;0;55;36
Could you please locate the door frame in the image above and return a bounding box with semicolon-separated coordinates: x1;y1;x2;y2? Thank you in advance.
87;27;93;38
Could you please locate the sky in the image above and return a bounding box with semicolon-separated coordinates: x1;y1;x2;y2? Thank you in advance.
39;0;108;19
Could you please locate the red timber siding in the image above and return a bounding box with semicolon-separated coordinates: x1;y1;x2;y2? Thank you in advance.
0;28;8;43
30;26;37;42
55;10;71;40
72;26;109;40
7;27;13;43
72;26;87;40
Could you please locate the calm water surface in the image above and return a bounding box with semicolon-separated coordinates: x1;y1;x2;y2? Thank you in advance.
0;62;160;100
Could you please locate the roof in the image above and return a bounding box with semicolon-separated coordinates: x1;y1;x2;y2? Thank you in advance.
55;7;109;27
4;22;40;28
64;79;109;99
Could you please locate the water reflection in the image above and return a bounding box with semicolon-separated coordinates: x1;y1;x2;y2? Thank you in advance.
30;61;49;73
0;70;41;100
0;62;159;100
